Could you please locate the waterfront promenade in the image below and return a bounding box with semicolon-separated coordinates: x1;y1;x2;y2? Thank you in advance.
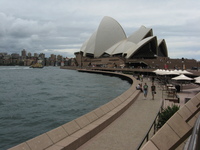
77;77;200;150
77;77;163;150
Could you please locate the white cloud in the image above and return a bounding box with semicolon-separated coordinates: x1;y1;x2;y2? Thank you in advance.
169;50;200;60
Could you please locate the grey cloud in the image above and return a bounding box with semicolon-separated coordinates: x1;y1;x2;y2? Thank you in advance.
0;0;199;59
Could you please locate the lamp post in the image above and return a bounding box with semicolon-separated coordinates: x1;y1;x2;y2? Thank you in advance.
182;57;185;70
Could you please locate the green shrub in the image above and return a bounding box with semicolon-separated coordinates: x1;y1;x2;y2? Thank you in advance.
157;104;180;129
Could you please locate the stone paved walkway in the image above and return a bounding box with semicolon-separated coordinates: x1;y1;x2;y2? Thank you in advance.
77;77;163;150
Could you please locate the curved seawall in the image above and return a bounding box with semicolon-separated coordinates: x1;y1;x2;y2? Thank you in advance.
9;70;140;150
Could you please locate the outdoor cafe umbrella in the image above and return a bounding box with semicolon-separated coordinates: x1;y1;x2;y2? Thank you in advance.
180;70;193;75
156;70;169;75
194;76;200;80
195;80;200;84
153;69;180;85
153;69;165;75
194;76;200;84
153;69;193;76
153;69;177;75
166;70;180;75
172;74;193;81
172;74;194;91
173;70;193;75
153;69;187;76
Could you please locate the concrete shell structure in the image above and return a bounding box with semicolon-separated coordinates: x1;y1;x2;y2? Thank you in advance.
158;39;168;57
124;36;158;59
81;16;126;58
79;16;168;59
127;25;153;44
105;40;136;56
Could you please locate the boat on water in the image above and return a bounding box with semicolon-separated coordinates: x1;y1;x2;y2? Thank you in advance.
30;63;44;68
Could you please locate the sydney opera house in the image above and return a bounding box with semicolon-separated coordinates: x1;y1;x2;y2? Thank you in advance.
75;16;197;69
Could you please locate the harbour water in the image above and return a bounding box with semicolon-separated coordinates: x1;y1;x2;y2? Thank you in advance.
0;66;131;149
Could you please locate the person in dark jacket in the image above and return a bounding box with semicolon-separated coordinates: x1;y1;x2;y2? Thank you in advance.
143;83;148;99
151;82;156;100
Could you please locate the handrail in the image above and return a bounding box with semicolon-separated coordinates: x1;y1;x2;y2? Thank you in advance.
184;114;200;150
136;96;164;150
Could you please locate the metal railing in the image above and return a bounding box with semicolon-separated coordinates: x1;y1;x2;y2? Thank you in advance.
184;115;200;150
136;99;164;150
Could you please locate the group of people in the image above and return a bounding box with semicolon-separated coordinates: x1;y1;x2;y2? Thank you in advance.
143;82;156;100
136;76;156;100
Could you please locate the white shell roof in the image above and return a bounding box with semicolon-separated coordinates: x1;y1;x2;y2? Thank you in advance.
94;16;126;57
79;16;167;58
158;39;163;45
104;40;123;55
82;31;97;56
123;43;138;58
137;36;156;47
127;26;152;43
104;40;136;55
125;36;157;59
80;38;89;53
157;39;168;57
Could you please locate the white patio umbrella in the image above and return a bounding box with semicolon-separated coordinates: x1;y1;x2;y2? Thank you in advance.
156;70;180;76
166;70;180;75
154;69;172;75
194;76;200;84
172;74;194;91
157;70;168;75
172;69;193;75
153;69;160;73
195;80;200;84
172;69;182;74
153;69;160;74
173;70;193;75
194;76;200;80
153;69;165;75
172;74;193;81
154;69;183;76
181;70;193;75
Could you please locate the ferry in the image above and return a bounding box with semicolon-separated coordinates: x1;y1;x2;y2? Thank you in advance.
30;63;44;68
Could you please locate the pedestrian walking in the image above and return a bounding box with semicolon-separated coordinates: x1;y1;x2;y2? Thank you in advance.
143;83;148;99
151;82;156;100
140;83;143;92
152;76;155;82
137;75;140;80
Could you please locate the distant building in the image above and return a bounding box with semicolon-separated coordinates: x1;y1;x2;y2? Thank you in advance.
57;55;63;66
50;54;57;66
3;54;11;65
0;53;7;56
11;53;20;59
21;49;27;58
75;16;170;68
34;53;38;57
0;51;69;66
39;53;45;59
11;53;20;65
28;52;32;58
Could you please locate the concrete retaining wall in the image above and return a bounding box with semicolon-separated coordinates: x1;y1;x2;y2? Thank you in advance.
9;70;140;150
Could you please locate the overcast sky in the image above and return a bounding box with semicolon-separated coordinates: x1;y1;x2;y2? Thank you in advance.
0;0;200;59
